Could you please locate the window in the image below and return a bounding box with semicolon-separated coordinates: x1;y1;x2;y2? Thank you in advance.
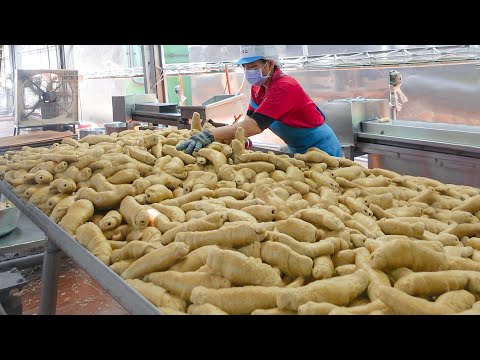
64;45;145;125
14;45;58;70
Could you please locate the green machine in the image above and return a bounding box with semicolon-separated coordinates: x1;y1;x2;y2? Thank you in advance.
123;45;192;105
163;45;192;106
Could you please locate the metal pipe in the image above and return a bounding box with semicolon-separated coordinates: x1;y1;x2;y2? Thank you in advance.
141;45;148;94
302;45;309;56
153;45;166;103
0;253;44;271
389;90;397;125
56;45;66;69
389;70;402;126
142;45;157;95
47;46;51;70
10;45;16;71
10;45;16;120
39;240;60;315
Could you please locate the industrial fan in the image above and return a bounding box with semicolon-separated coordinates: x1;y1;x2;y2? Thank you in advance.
14;69;79;132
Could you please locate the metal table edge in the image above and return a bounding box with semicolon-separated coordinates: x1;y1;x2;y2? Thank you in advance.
357;131;480;155
0;181;163;315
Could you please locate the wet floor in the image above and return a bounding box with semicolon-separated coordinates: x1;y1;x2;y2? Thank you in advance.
15;256;128;315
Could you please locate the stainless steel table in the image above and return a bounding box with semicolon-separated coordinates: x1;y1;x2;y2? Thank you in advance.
0;213;46;254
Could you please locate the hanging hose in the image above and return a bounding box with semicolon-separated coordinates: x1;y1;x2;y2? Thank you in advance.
178;74;186;105
236;71;246;96
178;74;184;103
225;66;232;94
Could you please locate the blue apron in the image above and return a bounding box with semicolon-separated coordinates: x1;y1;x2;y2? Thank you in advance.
250;98;342;156
270;121;342;156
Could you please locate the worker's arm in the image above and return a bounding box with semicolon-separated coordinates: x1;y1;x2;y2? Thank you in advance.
210;116;263;141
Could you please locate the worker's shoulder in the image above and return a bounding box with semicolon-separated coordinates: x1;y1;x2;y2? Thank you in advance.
272;73;302;90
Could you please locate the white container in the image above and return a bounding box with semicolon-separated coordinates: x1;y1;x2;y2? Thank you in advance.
0;195;21;237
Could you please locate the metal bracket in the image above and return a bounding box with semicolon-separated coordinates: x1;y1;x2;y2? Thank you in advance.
0;267;27;295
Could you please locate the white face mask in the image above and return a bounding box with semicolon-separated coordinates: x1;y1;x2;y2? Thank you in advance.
245;62;272;86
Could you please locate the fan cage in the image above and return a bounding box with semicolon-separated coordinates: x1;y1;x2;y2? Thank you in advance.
15;69;79;127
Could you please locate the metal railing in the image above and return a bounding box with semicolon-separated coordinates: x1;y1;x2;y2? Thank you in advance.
82;45;480;79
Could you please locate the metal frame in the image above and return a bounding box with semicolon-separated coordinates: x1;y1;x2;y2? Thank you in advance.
141;45;166;102
13;123;78;136
356;141;480;187
14;68;80;135
153;45;166;103
360;120;480;151
357;132;480;156
141;45;157;95
136;45;480;77
0;213;46;254
10;45;15;78
131;110;184;128
355;118;480;187
56;45;66;70
52;45;480;82
0;181;162;315
0;267;27;315
0;253;44;271
9;45;16;120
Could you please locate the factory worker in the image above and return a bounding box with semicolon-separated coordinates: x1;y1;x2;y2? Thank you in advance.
177;45;342;156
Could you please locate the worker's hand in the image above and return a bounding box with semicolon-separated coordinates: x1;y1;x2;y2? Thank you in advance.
176;129;215;154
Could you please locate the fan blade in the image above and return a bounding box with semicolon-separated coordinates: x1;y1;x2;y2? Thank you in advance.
24;99;42;118
52;81;65;92
25;78;44;96
53;84;61;92
44;72;54;91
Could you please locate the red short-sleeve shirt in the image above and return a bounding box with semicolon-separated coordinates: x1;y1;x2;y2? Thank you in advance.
247;68;325;129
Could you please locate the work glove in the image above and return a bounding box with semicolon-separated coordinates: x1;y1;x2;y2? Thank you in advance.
176;129;215;155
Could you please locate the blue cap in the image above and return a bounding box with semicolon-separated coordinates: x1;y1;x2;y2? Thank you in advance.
234;45;279;65
235;55;263;65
